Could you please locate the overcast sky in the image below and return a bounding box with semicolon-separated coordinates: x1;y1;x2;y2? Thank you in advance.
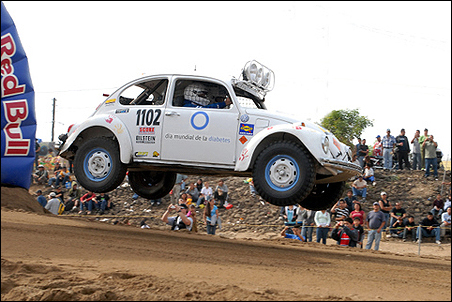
4;1;451;159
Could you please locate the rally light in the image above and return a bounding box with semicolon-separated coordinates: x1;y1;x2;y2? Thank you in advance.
322;136;329;154
242;60;275;91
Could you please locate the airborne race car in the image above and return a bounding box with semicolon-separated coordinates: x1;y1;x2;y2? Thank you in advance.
58;61;361;210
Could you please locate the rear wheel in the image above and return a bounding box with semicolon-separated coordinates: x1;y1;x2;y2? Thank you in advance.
252;141;315;206
299;181;346;210
128;171;176;200
74;137;127;192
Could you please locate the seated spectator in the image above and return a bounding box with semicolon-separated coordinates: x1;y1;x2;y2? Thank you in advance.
402;215;417;242
440;207;451;239
330;199;350;224
66;182;83;211
344;189;358;213
33;165;49;185
162;203;193;231
331;217;359;247
187;204;198;232
54;186;65;203
363;155;374;169
353;217;365;248
390;218;405;238
196;181;213;208
431;194;445;219
178;192;189;205
389;202;407;233
282;204;298;227
314;209;331;245
195;178;203;192
48;165;70;188
352;175;367;201
185;182;200;202
79;191;96;215
203;198;220;235
35;189;47;208
280;226;305;242
45;192;61;215
363;164;376;186
94;192;111;215
350;203;366;226
150;198;162;206
352;154;360;167
214;179;229;208
416;212;441;244
443;194;451;212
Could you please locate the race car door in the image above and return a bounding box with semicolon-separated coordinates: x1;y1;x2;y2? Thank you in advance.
161;79;238;166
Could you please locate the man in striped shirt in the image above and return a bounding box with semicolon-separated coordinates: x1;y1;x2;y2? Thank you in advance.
331;199;350;223
381;129;396;170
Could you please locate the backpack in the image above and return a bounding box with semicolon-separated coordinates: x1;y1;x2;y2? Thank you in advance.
58;201;65;215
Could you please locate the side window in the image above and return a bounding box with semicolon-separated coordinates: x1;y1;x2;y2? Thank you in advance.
172;80;232;109
119;79;168;106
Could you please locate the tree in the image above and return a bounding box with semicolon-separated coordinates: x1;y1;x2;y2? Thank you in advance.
319;109;373;149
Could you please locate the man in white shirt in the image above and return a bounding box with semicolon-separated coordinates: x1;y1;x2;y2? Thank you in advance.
45;192;61;215
196;181;213;208
352;175;367;202
440;206;451;239
161;203;193;231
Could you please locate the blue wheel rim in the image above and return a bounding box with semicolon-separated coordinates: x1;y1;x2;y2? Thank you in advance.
83;148;112;182
264;155;300;192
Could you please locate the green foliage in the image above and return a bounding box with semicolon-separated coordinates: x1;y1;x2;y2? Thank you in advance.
319;109;373;149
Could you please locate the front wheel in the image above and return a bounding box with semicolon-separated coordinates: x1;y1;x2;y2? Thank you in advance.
128;171;176;200
74;137;127;192
299;181;346;210
252;141;316;206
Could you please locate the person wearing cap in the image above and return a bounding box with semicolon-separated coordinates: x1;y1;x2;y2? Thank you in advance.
395;128;411;170
378;192;392;237
162;203;193;231
410;130;422;170
45;192;61;215
373;135;382;157
419;128;429;170
35;189;47;208
381;129;396;170
365;202;386;251
351;175;367;202
33;164;49;185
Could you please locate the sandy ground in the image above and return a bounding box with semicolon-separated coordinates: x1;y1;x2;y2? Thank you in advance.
1;208;450;301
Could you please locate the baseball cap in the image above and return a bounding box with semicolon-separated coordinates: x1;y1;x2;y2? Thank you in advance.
386;129;391;132
35;189;42;194
49;192;56;197
381;192;387;196
376;135;381;138
38;164;44;168
179;204;188;209
373;202;380;206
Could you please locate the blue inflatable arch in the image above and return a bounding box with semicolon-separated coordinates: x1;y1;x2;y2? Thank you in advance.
1;2;36;189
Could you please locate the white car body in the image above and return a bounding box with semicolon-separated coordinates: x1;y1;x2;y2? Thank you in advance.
59;62;361;208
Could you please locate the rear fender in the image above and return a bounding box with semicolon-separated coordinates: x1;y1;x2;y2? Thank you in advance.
235;124;326;171
59;114;133;164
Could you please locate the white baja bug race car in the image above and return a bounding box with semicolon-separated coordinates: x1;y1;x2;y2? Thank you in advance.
58;61;361;210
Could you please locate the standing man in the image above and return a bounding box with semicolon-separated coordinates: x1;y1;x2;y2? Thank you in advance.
419;128;429;170
423;134;438;179
373;135;383;157
358;139;369;168
411;130;422;170
381;129;396;170
365;202;387;251
395;129;411;170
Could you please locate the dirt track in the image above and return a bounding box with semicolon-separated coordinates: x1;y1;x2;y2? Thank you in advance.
1;209;450;301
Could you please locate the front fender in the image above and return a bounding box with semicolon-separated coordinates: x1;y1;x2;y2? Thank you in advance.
59;114;133;164
235;124;328;172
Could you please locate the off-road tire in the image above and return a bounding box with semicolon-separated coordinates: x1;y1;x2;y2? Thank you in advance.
252;141;315;206
128;171;176;200
74;137;127;192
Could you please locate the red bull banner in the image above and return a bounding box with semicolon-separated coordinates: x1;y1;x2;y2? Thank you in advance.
1;2;36;189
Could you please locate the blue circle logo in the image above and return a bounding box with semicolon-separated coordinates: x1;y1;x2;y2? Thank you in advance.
191;111;209;130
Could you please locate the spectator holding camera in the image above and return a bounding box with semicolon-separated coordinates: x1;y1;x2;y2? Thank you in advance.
331;217;359;247
422;135;438;179
162;203;193;231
